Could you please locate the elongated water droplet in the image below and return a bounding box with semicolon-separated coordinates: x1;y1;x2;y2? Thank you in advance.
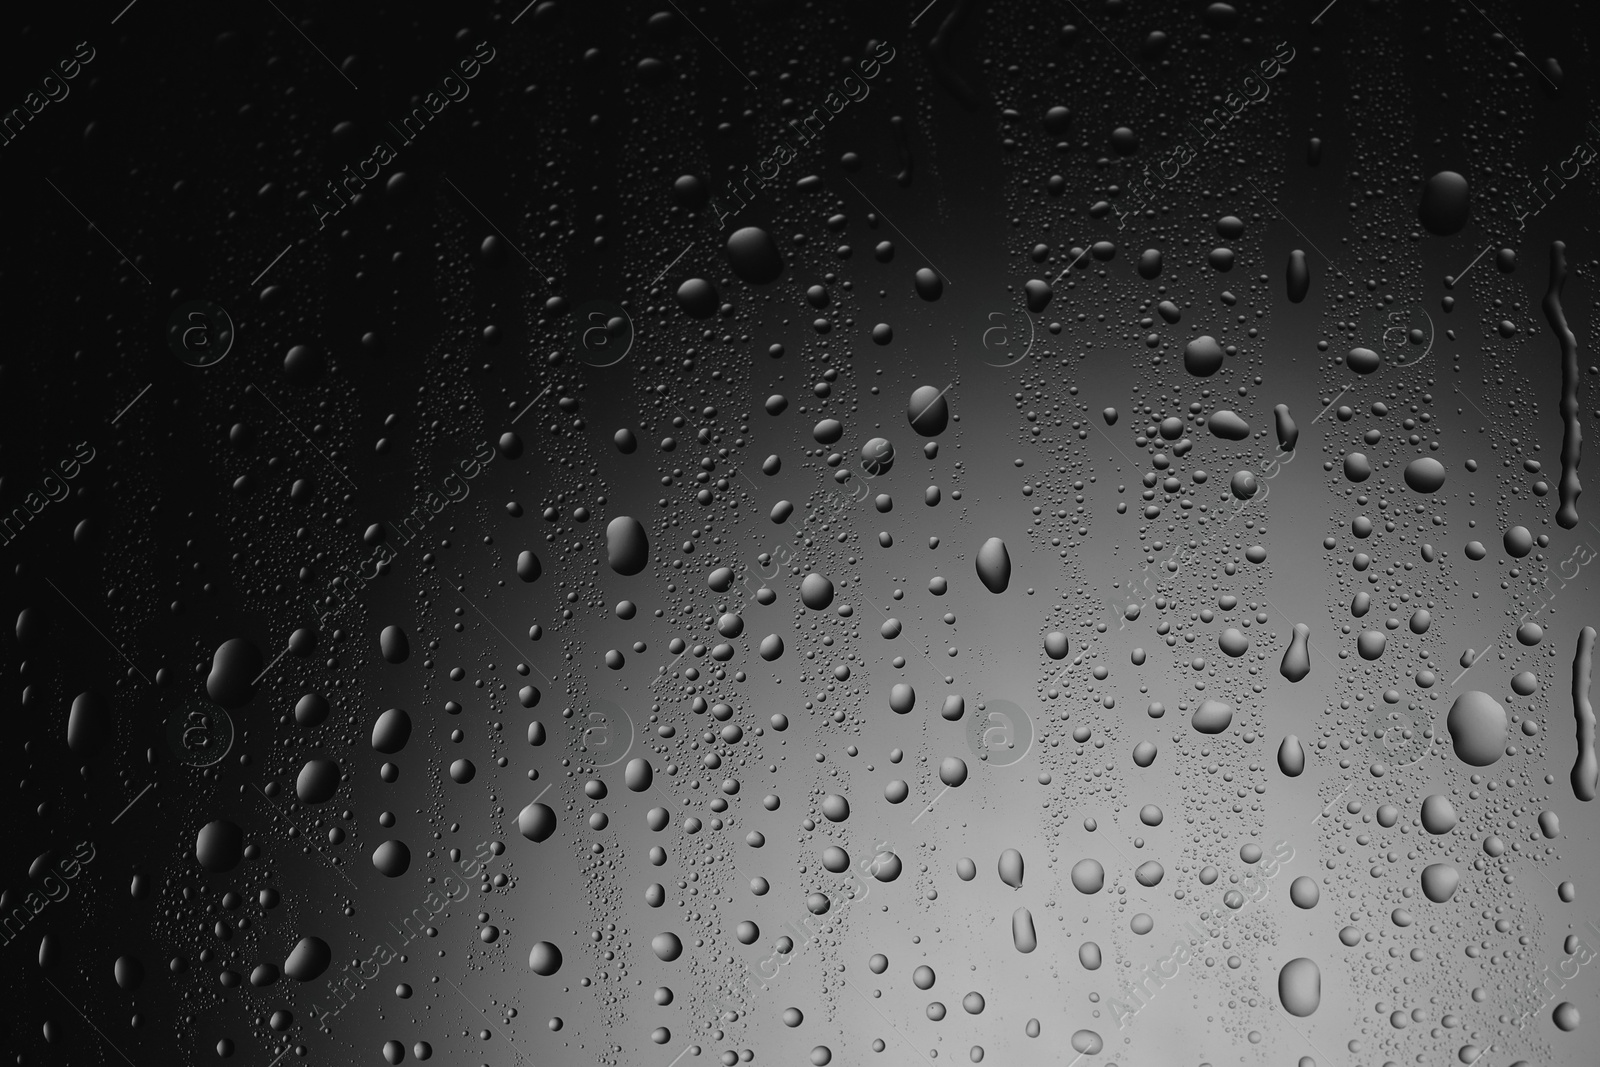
1278;734;1306;777
1011;906;1037;953
997;848;1024;888
1274;403;1298;450
1281;622;1311;682
1286;249;1310;303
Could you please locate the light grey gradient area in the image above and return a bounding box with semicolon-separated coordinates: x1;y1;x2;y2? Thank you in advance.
303;223;1599;1067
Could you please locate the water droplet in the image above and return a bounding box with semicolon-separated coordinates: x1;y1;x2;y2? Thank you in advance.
1278;957;1321;1016
976;538;1011;593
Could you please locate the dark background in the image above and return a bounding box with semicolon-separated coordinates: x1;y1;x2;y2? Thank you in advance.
2;1;1597;1065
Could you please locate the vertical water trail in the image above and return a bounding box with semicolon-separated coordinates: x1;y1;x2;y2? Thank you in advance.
1573;626;1597;802
1543;241;1582;529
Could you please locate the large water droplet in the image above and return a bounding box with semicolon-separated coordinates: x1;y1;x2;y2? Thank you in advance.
1278;957;1321;1016
207;638;261;707
1281;623;1311;682
1011;907;1037;953
998;848;1024;888
1192;698;1233;734
605;516;650;575
1447;691;1507;766
1278;734;1306;776
1070;858;1105;894
1285;249;1310;302
975;538;1011;593
1418;171;1470;236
